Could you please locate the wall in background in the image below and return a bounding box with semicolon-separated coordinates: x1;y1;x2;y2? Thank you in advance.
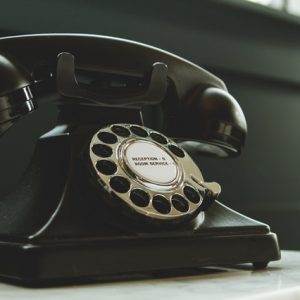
245;0;300;16
0;0;300;249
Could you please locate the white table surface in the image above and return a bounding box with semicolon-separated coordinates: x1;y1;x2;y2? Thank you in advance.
0;250;299;300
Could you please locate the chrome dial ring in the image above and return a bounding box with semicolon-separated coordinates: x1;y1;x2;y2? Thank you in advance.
89;123;220;223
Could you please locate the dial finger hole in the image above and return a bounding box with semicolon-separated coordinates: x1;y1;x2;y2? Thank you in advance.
98;131;118;144
150;132;168;144
168;144;185;158
130;125;148;137
152;195;171;214
183;186;200;203
171;194;189;212
92;144;113;157
111;125;131;137
96;160;117;175
110;176;130;193
130;189;150;207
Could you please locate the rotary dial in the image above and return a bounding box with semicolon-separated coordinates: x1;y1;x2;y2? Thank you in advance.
89;124;220;223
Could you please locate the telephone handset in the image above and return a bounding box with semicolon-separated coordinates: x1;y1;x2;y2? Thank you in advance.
0;34;279;284
0;35;247;157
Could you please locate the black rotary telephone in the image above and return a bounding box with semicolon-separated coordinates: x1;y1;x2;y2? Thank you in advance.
0;34;279;285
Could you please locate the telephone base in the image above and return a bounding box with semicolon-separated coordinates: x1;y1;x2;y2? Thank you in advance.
0;129;280;285
0;202;280;285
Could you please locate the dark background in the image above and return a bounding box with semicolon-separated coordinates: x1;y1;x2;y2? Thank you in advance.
0;0;299;248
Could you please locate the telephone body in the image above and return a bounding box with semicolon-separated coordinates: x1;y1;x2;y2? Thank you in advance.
0;34;280;284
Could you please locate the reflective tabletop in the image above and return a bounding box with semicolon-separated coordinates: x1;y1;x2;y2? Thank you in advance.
0;250;299;300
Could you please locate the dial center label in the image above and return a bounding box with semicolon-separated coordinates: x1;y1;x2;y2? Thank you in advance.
124;140;178;184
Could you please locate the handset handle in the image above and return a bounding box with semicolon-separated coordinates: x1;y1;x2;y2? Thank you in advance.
56;52;168;107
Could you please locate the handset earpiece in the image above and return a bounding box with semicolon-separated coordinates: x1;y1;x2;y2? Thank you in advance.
179;86;247;158
0;54;37;135
0;54;31;95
